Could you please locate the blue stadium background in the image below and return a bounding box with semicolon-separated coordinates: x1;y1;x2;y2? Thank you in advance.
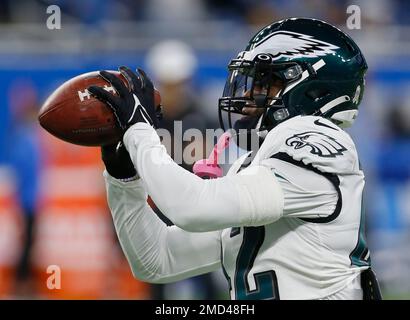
1;0;410;299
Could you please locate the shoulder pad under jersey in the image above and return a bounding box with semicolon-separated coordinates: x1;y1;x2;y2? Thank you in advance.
252;115;360;175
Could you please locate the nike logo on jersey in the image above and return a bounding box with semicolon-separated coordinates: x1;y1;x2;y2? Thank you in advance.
314;119;339;131
286;131;347;158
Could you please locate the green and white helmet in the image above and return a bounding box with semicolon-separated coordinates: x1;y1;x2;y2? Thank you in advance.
218;18;368;132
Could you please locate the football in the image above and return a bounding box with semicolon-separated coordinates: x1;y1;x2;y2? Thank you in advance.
38;71;161;147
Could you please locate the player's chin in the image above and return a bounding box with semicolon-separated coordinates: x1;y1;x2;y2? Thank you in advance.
234;114;261;130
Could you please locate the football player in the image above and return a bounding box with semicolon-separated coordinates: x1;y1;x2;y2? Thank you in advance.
88;18;381;300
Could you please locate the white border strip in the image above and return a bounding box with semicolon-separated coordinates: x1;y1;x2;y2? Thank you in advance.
320;95;351;114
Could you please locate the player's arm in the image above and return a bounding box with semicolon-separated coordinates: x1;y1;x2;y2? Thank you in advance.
123;123;283;232
89;67;285;232
102;144;222;283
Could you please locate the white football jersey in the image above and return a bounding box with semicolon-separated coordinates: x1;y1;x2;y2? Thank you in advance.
220;115;370;300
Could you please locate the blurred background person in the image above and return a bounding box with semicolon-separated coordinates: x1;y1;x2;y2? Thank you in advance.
368;100;410;297
6;80;42;297
146;39;218;171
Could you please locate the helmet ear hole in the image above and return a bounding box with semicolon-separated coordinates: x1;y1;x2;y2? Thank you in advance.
305;88;330;101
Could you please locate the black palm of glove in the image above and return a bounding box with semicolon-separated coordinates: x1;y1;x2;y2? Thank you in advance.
88;66;160;131
101;141;137;180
